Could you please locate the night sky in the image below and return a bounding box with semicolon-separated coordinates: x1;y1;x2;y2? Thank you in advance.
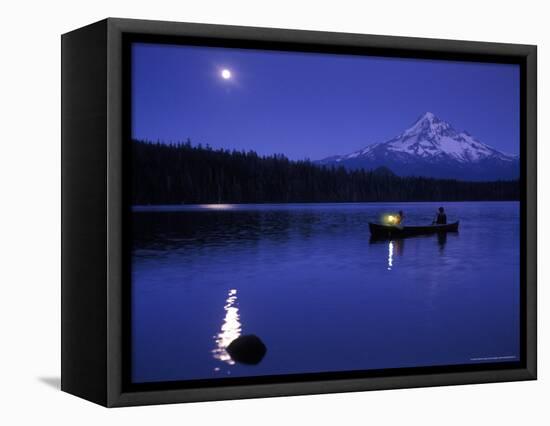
132;43;520;160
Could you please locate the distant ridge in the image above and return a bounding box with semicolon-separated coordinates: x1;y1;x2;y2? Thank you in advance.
317;112;519;181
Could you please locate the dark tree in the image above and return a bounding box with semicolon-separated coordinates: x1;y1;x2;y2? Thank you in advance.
131;140;519;205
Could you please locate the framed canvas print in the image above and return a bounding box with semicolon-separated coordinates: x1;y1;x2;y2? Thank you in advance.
61;18;537;407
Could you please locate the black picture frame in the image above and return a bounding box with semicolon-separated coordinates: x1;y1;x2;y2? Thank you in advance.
61;17;537;407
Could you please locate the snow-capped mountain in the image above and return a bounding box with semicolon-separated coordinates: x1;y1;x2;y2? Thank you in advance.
317;112;519;181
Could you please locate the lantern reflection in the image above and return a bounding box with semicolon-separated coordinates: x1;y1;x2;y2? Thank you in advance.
387;240;404;270
387;241;394;270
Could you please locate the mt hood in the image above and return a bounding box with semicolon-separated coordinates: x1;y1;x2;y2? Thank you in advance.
317;112;519;181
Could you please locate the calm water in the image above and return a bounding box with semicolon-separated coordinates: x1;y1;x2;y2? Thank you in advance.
131;201;520;383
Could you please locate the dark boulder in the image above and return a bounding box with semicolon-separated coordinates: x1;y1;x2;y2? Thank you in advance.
226;334;267;365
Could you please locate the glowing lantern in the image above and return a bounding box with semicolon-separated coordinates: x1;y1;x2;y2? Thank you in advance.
384;214;396;225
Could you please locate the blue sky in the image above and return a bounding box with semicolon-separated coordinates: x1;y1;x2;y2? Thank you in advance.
132;43;520;160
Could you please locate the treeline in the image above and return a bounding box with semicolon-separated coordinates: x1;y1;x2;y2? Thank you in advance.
132;140;519;205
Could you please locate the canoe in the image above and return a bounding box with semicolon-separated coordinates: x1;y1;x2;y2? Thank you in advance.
369;221;459;238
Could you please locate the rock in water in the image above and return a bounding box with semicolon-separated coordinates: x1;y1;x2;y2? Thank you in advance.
226;335;267;365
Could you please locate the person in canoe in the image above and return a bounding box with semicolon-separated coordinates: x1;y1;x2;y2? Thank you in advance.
433;207;447;225
396;210;404;225
386;210;404;227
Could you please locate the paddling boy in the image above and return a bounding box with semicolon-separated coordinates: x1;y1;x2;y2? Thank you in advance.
434;207;447;225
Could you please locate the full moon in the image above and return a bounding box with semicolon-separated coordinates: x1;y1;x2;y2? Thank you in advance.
221;69;231;79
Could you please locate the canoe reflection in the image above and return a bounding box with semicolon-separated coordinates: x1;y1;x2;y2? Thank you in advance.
370;231;455;270
437;232;447;252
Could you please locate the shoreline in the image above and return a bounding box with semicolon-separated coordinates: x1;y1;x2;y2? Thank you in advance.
132;200;520;212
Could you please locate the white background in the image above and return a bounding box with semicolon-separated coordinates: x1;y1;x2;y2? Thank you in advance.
0;0;547;424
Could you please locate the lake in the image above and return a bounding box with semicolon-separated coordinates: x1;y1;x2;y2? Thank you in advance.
131;201;520;383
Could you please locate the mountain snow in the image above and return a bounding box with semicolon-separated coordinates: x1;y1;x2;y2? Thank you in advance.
317;112;519;180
